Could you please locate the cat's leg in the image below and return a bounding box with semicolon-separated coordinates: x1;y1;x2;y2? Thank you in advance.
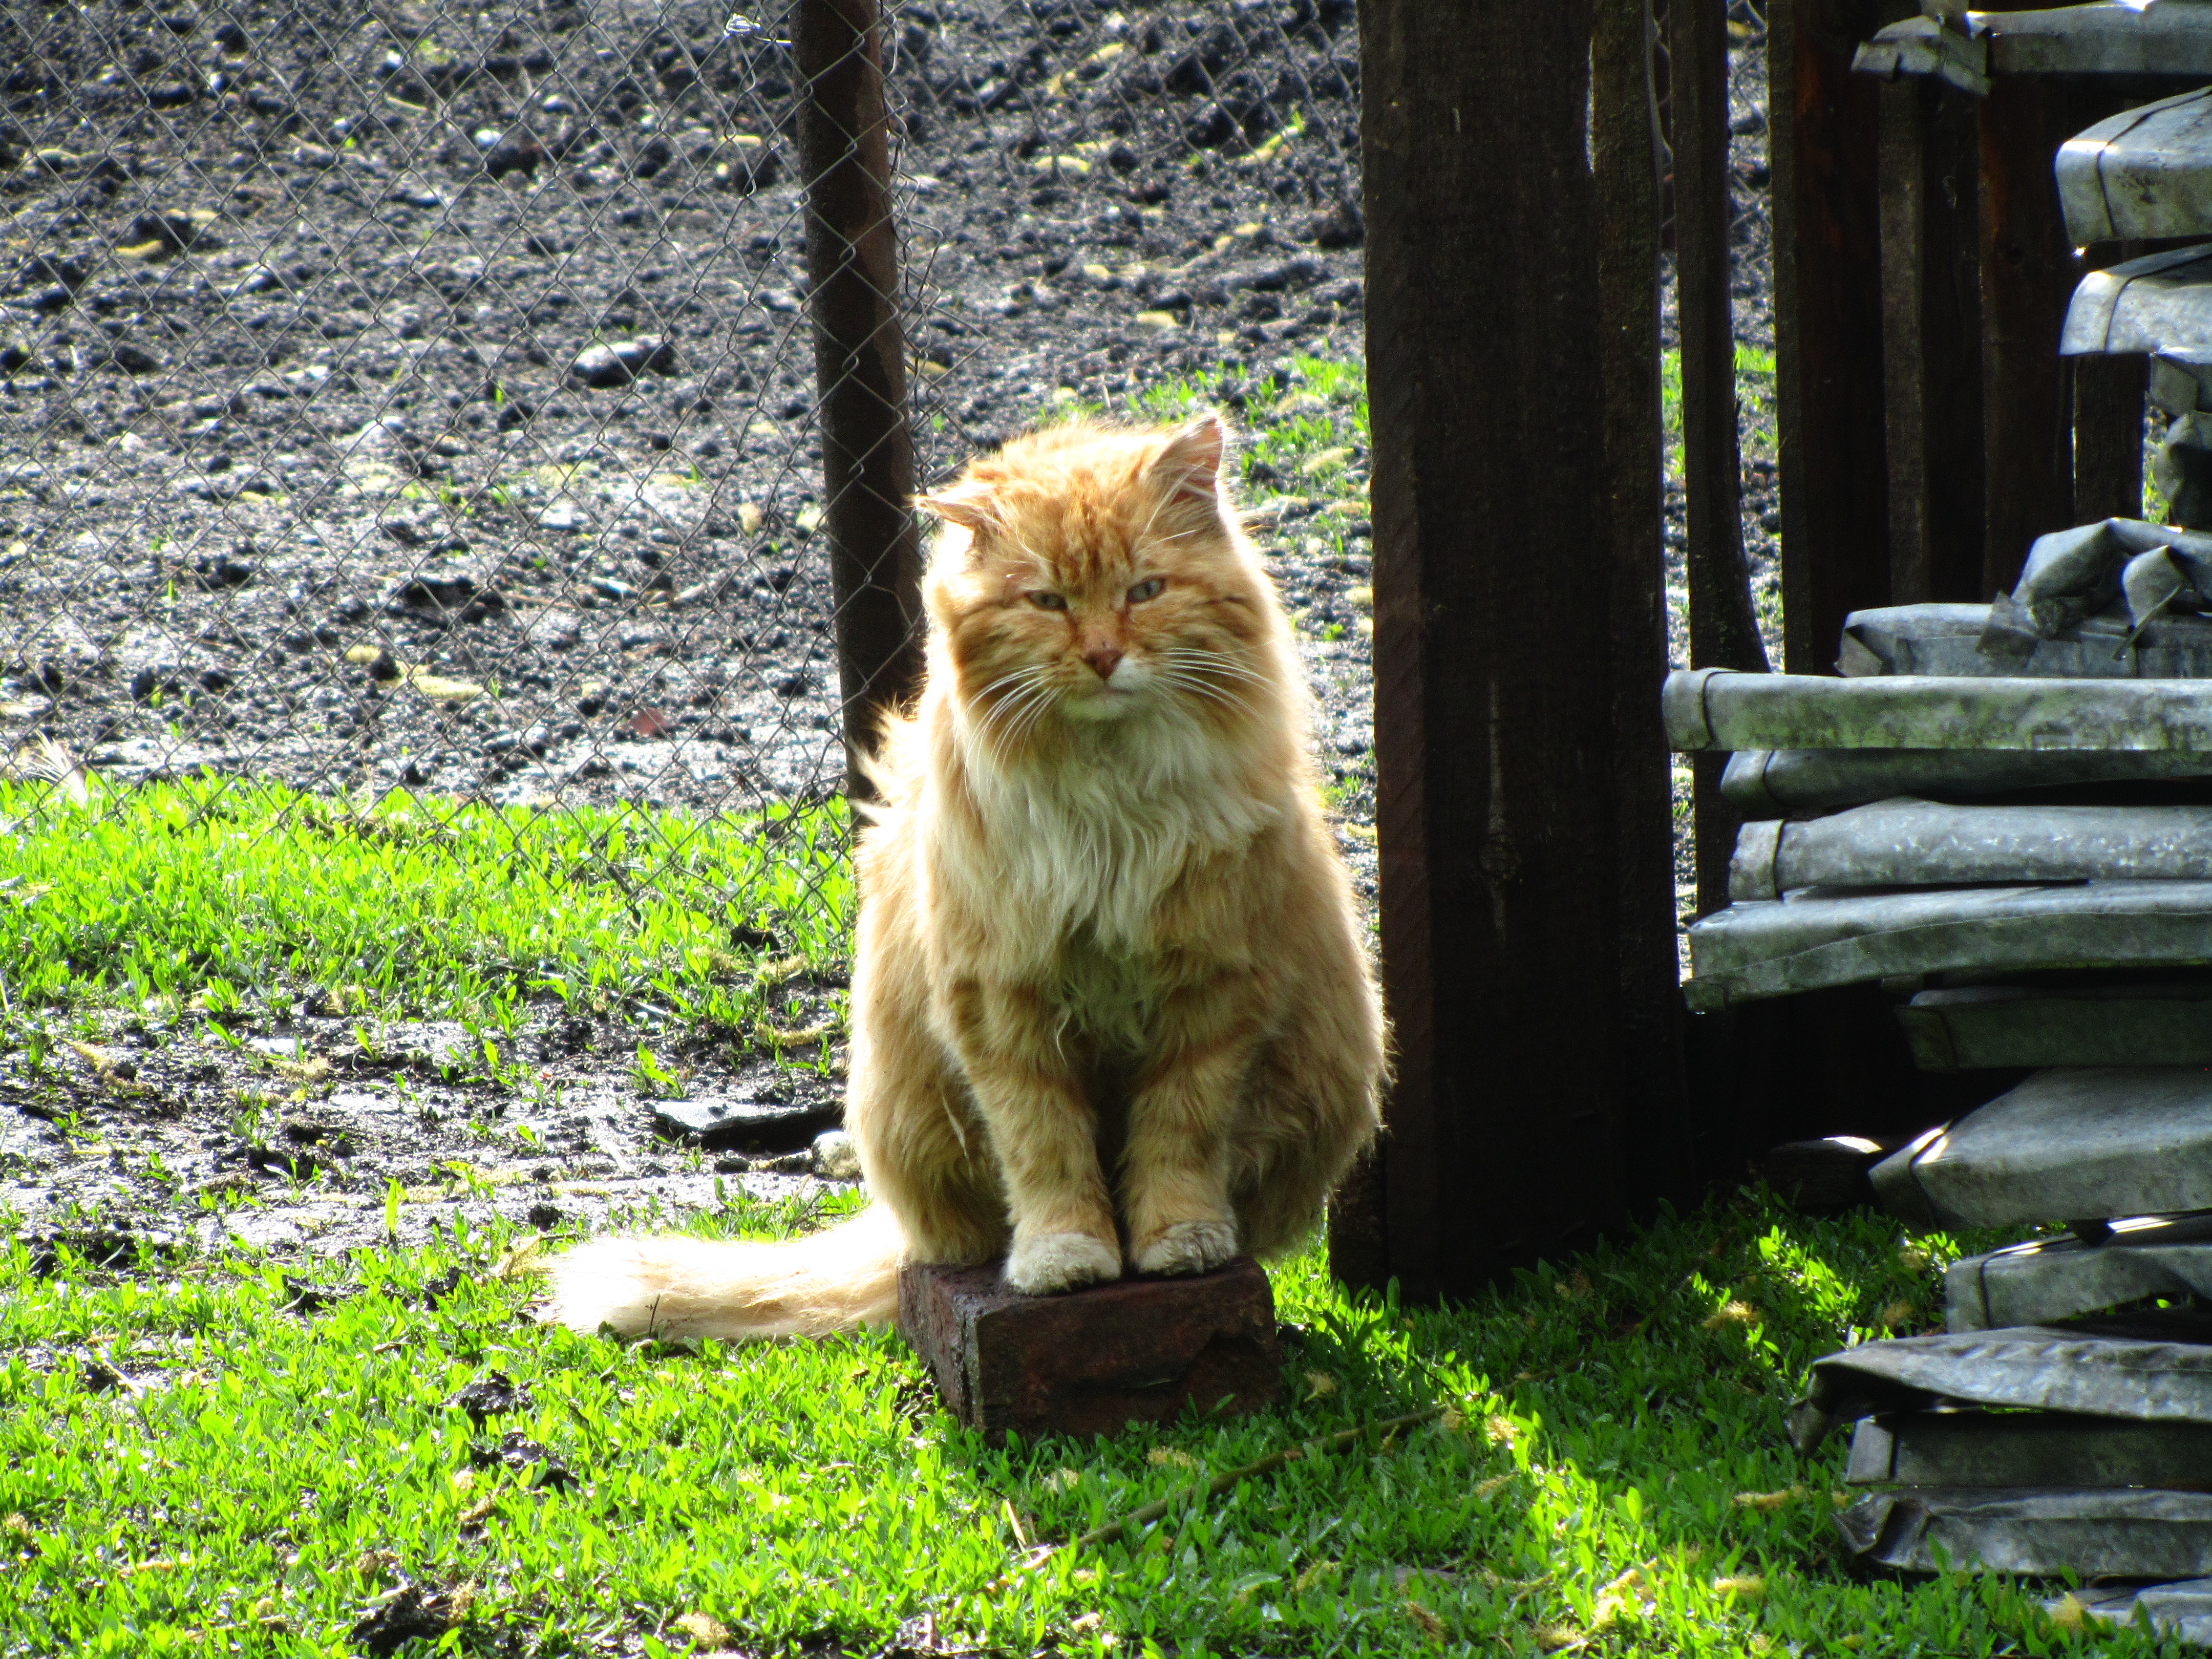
847;872;1008;1267
1227;1001;1384;1260
942;979;1121;1295
1121;969;1261;1277
850;1052;1007;1268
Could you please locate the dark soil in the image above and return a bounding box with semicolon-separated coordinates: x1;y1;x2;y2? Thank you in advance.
0;0;1775;1256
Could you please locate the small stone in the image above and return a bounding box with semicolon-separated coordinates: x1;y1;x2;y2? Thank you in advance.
444;1371;533;1422
1309;200;1364;250
650;1094;840;1152
813;1129;861;1180
568;335;678;389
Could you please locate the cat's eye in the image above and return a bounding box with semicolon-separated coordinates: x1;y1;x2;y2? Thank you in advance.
1126;577;1166;604
1027;591;1068;611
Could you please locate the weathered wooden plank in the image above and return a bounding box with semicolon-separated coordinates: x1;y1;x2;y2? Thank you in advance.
1675;0;1771;921
1878;76;1987;607
1360;0;1676;1299
1772;0;1894;674
1979;75;2081;597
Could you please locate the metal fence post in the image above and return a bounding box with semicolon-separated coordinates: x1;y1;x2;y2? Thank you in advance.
794;0;925;800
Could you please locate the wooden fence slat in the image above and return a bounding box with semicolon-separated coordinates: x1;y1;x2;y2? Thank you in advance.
1354;0;1678;1297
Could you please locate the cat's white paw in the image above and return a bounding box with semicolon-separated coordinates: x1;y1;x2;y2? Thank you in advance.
1134;1219;1239;1278
1005;1230;1122;1296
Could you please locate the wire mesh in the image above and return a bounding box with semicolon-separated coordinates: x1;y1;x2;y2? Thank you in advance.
0;0;1373;1005
887;0;1364;484
0;0;871;990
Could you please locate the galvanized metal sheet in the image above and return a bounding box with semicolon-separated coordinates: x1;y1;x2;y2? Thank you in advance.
1844;601;2212;679
1861;6;2212;91
2154;349;2212;418
1899;983;2212;1071
1948;1216;2212;1330
1728;798;2212;900
2060;1578;2212;1644
2064;245;2212;359
1719;747;2212;814
1991;519;2212;648
1837;1486;2212;1578
1870;1068;2212;1230
1790;1329;2212;1452
1848;1408;2212;1487
1854;18;1991;95
2059;85;2212;244
1682;882;2212;1010
1662;667;2212;754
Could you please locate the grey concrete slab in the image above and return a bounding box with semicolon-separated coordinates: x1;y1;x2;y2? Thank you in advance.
1843;602;2212;679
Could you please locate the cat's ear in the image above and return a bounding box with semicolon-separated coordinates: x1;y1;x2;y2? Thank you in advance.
1151;412;1230;506
913;479;999;533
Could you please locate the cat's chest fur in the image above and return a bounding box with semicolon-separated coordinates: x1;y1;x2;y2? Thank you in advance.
963;727;1279;956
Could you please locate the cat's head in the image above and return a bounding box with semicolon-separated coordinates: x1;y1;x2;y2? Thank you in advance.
914;412;1281;751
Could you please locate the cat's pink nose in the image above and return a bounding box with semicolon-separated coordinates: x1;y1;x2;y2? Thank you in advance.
1083;646;1123;680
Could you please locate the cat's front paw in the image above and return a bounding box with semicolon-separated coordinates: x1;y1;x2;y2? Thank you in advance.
1133;1218;1239;1278
1005;1230;1123;1295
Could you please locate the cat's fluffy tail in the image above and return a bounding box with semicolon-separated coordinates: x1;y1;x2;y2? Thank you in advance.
542;1204;905;1341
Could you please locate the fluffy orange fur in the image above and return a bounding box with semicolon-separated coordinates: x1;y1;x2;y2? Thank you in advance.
545;412;1384;1339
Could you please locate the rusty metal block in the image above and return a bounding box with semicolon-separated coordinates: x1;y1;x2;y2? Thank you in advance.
897;1257;1280;1443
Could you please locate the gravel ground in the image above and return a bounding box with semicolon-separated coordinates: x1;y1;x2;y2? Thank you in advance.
0;0;1776;1260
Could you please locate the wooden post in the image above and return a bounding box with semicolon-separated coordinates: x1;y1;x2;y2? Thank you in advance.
1674;0;1771;923
2076;242;2149;525
1878;75;1985;606
794;0;925;799
1770;0;1892;674
1596;0;1693;1230
1354;0;1679;1300
1977;77;2081;597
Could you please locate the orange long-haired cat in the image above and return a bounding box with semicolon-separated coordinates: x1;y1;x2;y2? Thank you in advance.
545;413;1384;1339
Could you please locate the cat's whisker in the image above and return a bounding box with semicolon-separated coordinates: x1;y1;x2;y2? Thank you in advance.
1153;670;1257;720
1155;649;1271;692
982;680;1057;766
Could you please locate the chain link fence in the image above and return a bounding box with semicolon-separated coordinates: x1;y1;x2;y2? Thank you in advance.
0;0;1375;1030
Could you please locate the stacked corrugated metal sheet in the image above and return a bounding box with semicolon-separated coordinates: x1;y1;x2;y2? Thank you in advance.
1662;74;2212;1636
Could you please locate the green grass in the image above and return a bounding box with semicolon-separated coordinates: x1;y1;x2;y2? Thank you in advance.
0;776;852;1037
2;1192;2147;1657
1661;344;1777;479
